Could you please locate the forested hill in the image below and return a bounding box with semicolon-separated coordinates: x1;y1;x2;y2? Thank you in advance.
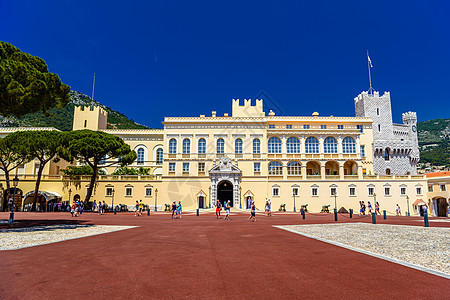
417;118;450;168
0;91;149;131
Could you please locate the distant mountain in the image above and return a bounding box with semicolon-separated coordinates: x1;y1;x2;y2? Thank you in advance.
0;91;149;131
417;118;450;168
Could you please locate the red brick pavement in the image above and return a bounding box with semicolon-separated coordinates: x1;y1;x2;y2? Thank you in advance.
0;212;448;299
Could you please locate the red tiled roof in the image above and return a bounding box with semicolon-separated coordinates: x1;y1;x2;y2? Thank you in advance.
425;171;450;178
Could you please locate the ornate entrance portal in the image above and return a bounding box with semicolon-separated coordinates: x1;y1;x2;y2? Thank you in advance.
209;157;241;207
217;181;233;207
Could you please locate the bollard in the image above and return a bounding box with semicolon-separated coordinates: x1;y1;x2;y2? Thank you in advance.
383;210;386;220
147;208;150;216
334;208;338;222
372;212;376;224
424;211;429;227
196;208;199;216
349;209;353;218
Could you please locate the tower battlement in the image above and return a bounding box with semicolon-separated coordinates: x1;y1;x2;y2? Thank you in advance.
232;99;265;118
73;105;108;131
402;111;417;124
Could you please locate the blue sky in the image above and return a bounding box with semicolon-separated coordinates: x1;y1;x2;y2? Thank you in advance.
1;0;449;128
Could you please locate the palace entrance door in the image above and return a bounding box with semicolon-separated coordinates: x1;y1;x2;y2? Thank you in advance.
217;181;233;207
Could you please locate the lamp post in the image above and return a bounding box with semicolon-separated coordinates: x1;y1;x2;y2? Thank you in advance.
333;190;338;221
239;186;242;209
154;188;158;212
0;183;3;212
112;188;115;213
9;176;19;224
406;195;410;216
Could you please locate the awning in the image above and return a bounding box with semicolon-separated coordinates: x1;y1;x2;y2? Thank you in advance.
412;199;426;206
23;191;62;201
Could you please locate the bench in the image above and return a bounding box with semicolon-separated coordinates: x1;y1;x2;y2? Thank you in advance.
321;205;330;213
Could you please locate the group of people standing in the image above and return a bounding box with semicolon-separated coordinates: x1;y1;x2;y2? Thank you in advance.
171;201;182;219
92;200;107;215
359;201;381;216
215;200;231;220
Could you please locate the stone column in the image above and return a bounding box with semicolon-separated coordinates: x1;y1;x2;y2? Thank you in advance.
339;163;344;180
358;165;363;180
301;165;307;180
320;162;326;180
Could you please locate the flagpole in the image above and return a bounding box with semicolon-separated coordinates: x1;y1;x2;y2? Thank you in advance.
91;73;96;107
367;50;373;95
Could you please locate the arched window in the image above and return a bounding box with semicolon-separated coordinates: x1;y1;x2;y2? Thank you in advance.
287;161;301;175
216;138;224;154
268;137;282;154
235;138;243;154
286;137;300;153
137;148;145;164
384;148;390;160
324;137;338;153
305;137;319;153
169;139;177;154
253;139;260;154
182;138;191;154
342;137;356;153
198;138;206;154
156;148;163;164
268;161;283;175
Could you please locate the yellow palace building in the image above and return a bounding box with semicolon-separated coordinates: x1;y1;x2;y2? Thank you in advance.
0;91;433;215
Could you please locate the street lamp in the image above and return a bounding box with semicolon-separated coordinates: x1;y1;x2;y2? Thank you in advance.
0;183;3;212
239;186;242;209
154;188;158;212
112;188;115;213
9;176;19;224
406;195;410;216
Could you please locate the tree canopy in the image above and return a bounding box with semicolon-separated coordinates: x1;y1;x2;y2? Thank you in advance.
0;41;70;118
0;136;29;194
59;130;137;202
112;166;150;175
6;130;63;210
61;165;107;176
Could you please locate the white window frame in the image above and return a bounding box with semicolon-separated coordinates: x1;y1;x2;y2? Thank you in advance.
440;184;447;192
145;186;153;197
349;185;356;197
311;185;319;197
254;162;261;173
183;162;190;173
105;186;114;197
330;186;337;197
272;185;280;197
416;186;422;195
367;185;375;196
169;162;176;172
125;186;133;197
384;185;391;196
292;185;299;196
198;162;205;173
400;185;407;196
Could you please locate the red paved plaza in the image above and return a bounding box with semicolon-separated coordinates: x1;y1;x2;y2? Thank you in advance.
0;211;448;299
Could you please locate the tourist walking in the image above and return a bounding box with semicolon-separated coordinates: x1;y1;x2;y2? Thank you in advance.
248;201;256;222
396;204;401;216
267;198;271;216
135;201;139;216
71;203;76;217
102;201;106;212
224;200;231;220
376;202;381;215
92;200;97;212
367;201;372;214
98;201;103;215
171;201;176;219
215;200;222;219
139;200;143;216
176;201;182;219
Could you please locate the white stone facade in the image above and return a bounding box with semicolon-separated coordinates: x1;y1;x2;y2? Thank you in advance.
354;91;419;175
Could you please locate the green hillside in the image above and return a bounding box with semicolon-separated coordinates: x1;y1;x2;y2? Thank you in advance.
0;91;149;131
417;118;450;168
